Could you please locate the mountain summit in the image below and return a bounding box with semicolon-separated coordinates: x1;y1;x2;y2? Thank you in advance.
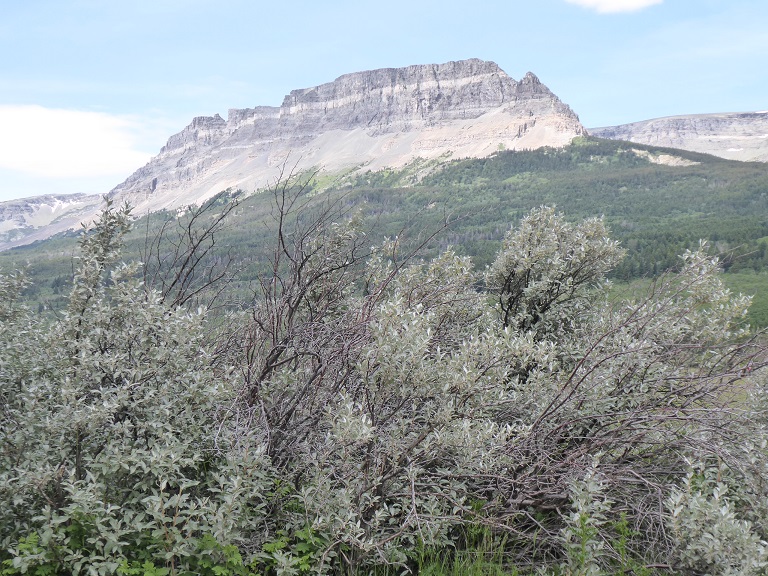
108;59;585;213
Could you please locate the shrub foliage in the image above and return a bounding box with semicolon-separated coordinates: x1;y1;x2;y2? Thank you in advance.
1;185;767;575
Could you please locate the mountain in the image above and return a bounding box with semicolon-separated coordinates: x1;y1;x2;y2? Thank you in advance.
0;193;102;249
590;112;768;162
0;59;586;250
107;59;585;214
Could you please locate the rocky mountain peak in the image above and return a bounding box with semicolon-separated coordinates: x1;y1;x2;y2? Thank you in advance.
273;58;522;136
520;71;542;85
109;59;585;214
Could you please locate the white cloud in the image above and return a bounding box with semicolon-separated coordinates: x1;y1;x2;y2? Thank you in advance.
0;105;152;179
564;0;663;13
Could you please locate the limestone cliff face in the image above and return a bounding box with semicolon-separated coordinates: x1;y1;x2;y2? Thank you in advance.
110;59;585;213
590;112;768;162
278;60;522;133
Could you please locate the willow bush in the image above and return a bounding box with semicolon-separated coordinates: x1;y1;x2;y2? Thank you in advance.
1;189;766;575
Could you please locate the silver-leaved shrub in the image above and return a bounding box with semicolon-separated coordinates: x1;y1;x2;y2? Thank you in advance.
0;203;270;575
2;194;766;576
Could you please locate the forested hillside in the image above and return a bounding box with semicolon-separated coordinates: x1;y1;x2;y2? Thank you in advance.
4;137;768;325
354;137;768;277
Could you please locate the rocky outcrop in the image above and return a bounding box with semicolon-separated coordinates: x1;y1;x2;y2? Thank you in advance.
590;112;768;162
109;59;586;213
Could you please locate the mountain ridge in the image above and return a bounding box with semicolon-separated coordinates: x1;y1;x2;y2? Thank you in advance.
589;111;768;162
0;193;102;249
107;58;585;215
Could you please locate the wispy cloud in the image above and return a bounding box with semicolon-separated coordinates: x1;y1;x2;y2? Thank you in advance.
0;105;151;179
564;0;663;13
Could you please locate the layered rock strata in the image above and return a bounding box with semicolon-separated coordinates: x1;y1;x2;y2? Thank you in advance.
0;59;586;250
590;112;768;162
109;59;586;212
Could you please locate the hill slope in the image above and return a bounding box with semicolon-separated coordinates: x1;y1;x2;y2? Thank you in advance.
5;137;768;323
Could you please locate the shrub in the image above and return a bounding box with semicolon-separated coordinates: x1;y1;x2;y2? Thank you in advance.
2;188;764;575
0;202;269;575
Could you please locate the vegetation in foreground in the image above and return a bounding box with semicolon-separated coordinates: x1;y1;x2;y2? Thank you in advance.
2;179;768;575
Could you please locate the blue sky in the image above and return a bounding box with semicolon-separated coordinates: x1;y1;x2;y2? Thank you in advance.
0;0;766;201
